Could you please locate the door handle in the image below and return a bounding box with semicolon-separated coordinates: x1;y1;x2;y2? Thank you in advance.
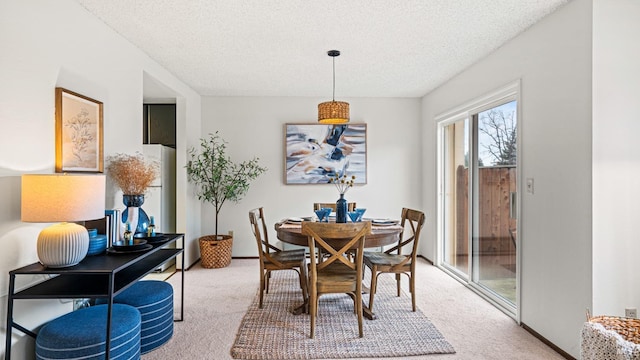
510;192;517;219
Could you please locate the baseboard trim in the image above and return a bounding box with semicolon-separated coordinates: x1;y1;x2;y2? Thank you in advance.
417;254;434;265
185;258;200;270
521;323;575;360
190;256;257;269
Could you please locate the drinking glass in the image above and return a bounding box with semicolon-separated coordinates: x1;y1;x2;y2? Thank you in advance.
315;208;331;222
348;211;360;223
315;209;327;222
322;208;332;222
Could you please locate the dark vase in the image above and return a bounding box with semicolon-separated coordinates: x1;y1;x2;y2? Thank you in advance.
336;194;348;223
122;194;150;234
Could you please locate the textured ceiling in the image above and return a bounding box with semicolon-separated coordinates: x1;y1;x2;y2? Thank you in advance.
74;0;570;98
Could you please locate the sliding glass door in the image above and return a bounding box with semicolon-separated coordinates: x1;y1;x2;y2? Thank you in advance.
441;118;470;278
438;85;519;317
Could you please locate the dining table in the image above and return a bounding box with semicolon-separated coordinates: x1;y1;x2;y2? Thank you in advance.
274;219;403;320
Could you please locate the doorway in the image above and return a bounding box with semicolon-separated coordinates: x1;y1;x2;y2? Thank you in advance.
438;83;519;317
142;73;179;273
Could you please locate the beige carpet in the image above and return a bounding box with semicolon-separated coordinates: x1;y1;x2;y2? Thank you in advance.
230;270;455;359
142;258;566;360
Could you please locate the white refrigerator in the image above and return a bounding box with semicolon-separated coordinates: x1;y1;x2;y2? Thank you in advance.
143;144;176;270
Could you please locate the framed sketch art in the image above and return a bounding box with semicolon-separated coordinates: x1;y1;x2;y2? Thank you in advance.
55;87;103;173
285;123;367;184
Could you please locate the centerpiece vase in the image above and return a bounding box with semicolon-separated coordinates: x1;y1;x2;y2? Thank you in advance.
336;194;348;223
122;194;150;235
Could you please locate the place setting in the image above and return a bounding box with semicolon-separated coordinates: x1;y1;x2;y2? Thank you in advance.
284;216;314;224
369;218;400;226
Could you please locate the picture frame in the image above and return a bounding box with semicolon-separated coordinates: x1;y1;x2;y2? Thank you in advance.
284;123;367;185
55;87;104;173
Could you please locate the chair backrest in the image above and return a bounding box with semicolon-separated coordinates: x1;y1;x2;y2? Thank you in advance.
249;207;284;266
302;222;371;276
386;208;425;263
313;202;357;212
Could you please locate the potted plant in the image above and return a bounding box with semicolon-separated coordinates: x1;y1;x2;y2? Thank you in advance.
186;131;267;268
106;153;158;234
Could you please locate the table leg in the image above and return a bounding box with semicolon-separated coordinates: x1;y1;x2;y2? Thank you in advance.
363;304;377;320
291;300;308;315
359;283;378;320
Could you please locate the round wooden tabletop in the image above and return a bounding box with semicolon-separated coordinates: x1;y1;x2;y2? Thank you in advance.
274;221;402;248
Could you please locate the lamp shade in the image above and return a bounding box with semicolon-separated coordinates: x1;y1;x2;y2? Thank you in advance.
318;101;350;124
22;174;105;222
21;174;105;267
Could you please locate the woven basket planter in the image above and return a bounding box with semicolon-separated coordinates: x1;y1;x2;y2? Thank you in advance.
199;235;233;268
589;315;640;344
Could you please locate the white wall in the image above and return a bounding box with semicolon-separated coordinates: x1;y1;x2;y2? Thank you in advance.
421;0;592;357
200;97;422;257
6;0;636;358
592;0;640;316
0;1;202;357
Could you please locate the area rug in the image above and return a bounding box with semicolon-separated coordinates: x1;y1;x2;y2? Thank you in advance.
230;270;455;359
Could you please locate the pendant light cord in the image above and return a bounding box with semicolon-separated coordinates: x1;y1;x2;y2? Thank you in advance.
332;56;336;102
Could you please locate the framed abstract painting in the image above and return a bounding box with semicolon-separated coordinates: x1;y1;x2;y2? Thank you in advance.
55;87;104;173
284;123;367;184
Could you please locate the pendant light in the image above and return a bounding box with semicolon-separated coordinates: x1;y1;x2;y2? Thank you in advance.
318;50;349;124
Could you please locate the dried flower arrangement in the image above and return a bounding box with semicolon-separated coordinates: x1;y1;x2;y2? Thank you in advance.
106;153;158;195
329;173;356;195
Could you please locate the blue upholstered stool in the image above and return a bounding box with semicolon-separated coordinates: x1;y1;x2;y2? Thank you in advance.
36;304;141;360
98;280;174;354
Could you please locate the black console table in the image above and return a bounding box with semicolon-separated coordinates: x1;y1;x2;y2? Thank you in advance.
4;233;184;360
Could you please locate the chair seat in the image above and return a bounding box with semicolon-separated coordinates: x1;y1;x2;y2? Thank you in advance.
364;251;411;268
317;271;358;292
266;249;306;265
318;262;357;287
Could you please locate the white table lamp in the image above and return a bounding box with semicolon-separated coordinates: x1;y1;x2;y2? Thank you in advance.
21;174;105;267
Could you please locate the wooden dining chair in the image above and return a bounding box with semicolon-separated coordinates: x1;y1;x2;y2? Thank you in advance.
249;207;308;309
313;202;357;212
363;208;425;312
301;221;371;339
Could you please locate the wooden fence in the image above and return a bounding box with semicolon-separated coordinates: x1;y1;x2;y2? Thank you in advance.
456;165;516;255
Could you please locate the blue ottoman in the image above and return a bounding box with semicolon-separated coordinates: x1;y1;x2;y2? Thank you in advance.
99;280;174;354
36;304;140;359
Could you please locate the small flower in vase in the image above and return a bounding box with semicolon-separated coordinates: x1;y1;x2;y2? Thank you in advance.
329;173;356;195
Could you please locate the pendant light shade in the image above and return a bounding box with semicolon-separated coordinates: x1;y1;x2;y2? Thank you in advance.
318;50;349;124
318;101;350;124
